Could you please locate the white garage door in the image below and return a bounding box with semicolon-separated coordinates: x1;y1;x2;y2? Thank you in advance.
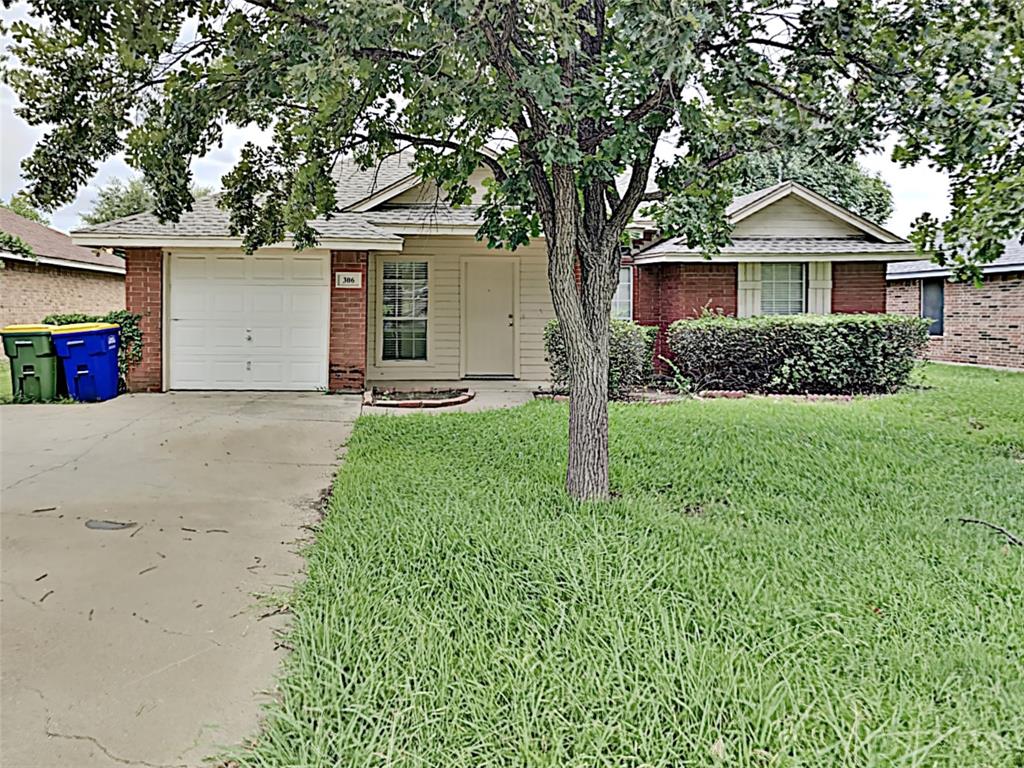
168;253;330;390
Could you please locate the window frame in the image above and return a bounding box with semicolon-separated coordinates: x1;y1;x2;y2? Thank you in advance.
759;262;808;316
920;277;945;337
377;258;430;365
611;266;633;320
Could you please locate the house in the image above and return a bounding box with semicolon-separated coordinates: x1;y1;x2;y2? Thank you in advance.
1;208;125;327
629;181;920;358
886;239;1023;369
70;157;923;393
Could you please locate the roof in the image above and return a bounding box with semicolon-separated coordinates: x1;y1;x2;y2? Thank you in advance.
635;180;917;263
70;154;425;249
0;207;125;273
886;237;1024;279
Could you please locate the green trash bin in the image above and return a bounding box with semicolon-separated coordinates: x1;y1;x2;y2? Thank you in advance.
1;324;59;402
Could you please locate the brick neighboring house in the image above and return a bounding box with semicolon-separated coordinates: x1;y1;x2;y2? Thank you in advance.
886;239;1023;370
0;208;125;327
70;155;923;393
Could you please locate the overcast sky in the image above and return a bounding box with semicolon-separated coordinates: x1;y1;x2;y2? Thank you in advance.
1;4;952;238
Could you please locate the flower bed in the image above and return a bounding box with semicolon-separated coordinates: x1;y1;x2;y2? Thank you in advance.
364;387;475;409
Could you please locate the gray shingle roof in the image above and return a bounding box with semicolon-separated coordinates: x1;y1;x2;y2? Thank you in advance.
639;237;918;259
73;195;400;243
1;208;125;271
887;237;1024;278
366;205;484;227
71;152;423;244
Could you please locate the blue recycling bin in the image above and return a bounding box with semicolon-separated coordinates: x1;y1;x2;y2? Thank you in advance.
51;323;121;402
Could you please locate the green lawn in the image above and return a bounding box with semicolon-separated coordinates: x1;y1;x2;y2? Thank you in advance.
0;358;11;403
234;364;1023;767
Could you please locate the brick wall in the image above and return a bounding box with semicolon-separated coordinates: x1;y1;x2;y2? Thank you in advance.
832;262;886;313
0;258;124;327
123;248;163;392
328;250;369;391
634;263;738;361
886;272;1024;369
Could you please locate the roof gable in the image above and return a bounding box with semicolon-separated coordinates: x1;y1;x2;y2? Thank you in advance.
727;181;903;243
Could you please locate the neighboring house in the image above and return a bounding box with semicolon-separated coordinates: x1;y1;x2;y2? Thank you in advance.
70;157;922;393
886;239;1023;370
0;208;125;327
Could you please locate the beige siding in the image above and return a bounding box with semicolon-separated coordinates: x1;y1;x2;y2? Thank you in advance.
732;196;863;238
366;236;553;383
807;262;833;313
388;167;494;206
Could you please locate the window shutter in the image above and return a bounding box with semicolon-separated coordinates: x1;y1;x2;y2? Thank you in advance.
807;262;832;314
737;263;761;317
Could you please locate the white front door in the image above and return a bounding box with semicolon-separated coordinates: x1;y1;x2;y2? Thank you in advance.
168;253;330;390
463;258;517;377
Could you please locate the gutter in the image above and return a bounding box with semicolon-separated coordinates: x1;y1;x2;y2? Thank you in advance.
1;251;126;275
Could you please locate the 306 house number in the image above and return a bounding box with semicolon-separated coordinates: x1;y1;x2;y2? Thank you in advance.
335;272;362;289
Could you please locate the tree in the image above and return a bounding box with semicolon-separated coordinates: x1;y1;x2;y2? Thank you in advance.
82;176;213;225
1;192;48;225
5;1;1021;499
731;150;893;223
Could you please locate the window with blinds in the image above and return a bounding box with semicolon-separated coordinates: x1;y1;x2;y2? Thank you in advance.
382;261;427;360
611;267;633;320
760;263;806;315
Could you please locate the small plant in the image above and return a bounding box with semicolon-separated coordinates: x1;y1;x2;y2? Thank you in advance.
657;355;694;396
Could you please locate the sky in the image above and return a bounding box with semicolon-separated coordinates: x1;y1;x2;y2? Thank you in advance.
0;0;952;238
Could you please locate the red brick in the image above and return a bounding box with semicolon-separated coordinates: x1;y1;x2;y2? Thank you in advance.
328;251;368;391
123;248;163;392
832;262;886;313
887;272;1024;369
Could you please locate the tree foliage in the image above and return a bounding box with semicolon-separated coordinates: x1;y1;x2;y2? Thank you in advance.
82;176;213;225
4;0;1020;496
731;150;894;223
1;192;49;225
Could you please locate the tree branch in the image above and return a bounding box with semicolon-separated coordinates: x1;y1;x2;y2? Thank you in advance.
959;518;1024;547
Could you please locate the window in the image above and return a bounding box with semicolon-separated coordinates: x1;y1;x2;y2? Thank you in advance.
611;267;633;320
921;278;944;336
382;261;427;360
760;263;806;315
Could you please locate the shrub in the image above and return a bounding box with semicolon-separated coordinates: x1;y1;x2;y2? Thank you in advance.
544;319;658;400
666;313;929;394
43;310;144;392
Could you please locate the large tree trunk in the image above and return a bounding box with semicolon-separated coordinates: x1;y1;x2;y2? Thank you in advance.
565;330;610;499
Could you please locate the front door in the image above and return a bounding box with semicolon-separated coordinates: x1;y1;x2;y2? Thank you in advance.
463;258;517;377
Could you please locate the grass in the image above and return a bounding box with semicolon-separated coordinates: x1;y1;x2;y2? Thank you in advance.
232;364;1024;767
0;358;12;403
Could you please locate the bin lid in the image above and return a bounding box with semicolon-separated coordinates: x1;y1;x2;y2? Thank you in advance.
50;322;120;334
0;324;55;335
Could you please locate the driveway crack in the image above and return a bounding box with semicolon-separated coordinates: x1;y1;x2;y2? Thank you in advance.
44;719;188;768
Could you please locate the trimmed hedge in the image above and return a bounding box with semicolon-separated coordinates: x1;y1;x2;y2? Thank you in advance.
42;310;144;392
666;314;929;394
544;319;657;400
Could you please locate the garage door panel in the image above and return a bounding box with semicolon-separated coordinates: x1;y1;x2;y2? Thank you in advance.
252;257;285;280
292;257;328;281
250;326;284;349
169;253;330;390
210;256;247;279
173;255;208;279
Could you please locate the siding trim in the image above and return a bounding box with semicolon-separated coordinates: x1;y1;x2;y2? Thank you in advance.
807;262;833;314
737;263;761;317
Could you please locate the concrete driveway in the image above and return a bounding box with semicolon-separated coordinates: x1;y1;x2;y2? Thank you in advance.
0;392;360;767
